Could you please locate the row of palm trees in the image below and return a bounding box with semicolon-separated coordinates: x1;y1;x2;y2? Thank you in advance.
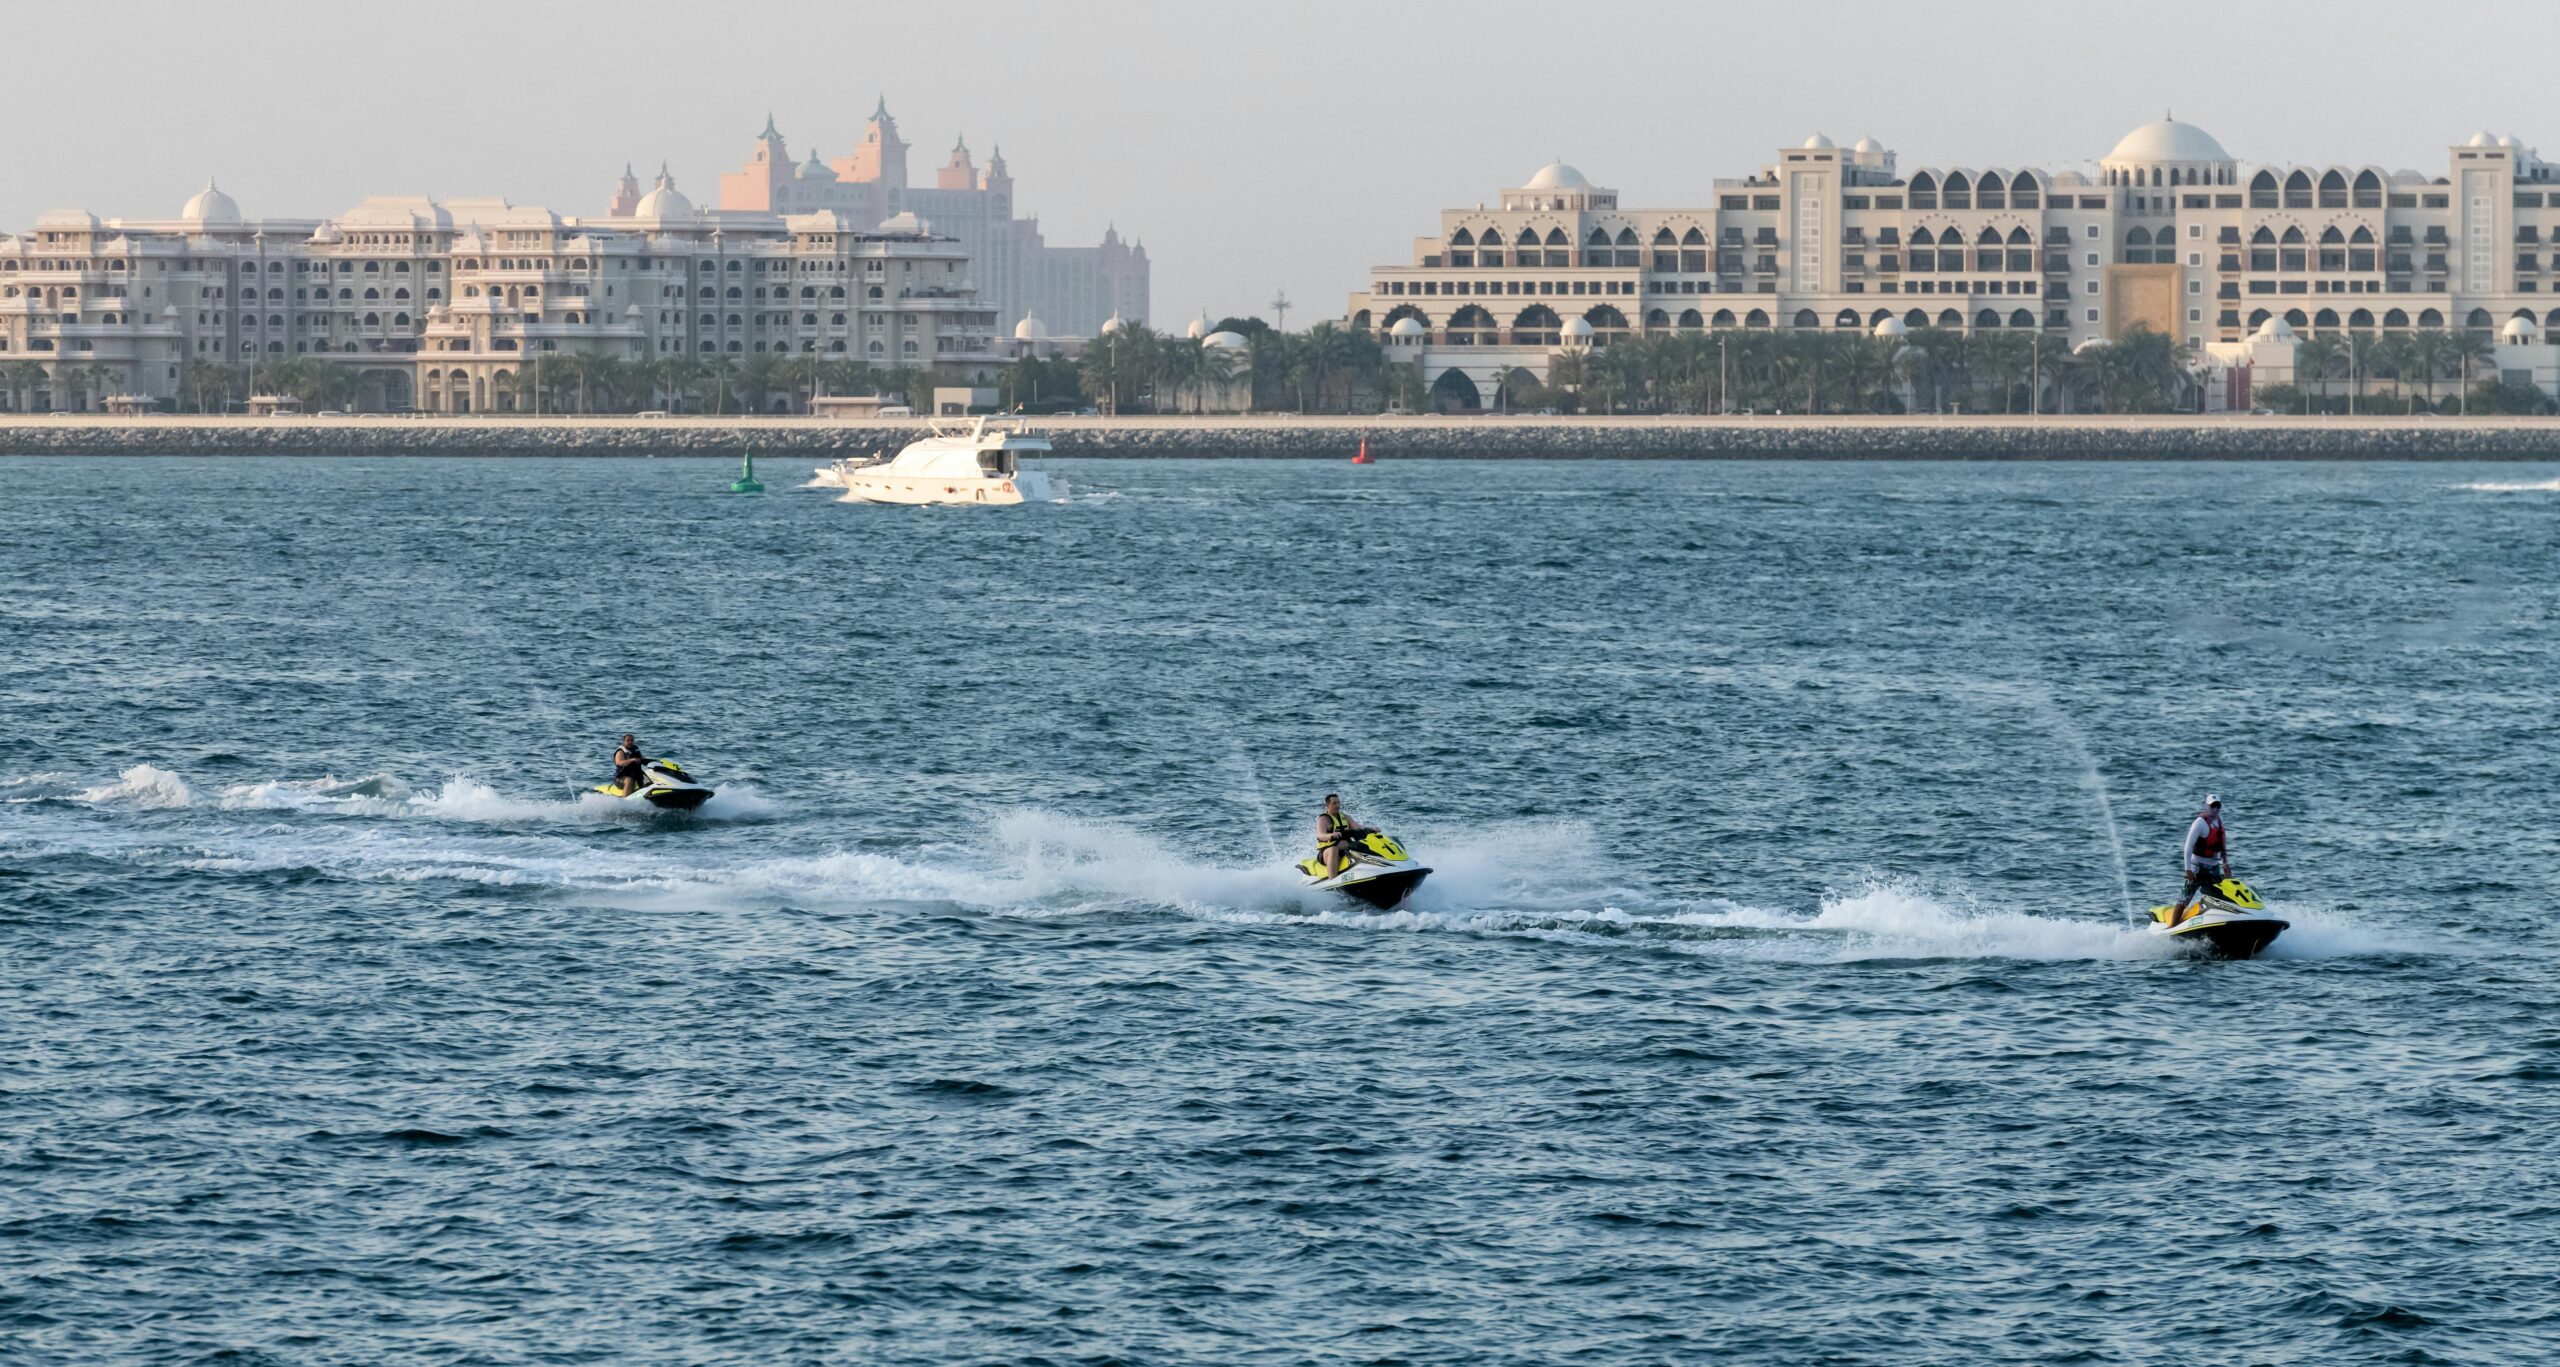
1516;325;2193;415
2282;327;2508;414
145;353;945;415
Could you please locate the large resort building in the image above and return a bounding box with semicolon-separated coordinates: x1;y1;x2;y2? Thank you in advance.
0;102;1146;414
1348;118;2560;406
709;101;1149;338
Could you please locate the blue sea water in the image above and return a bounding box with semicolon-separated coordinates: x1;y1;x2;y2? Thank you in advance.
3;455;2557;1365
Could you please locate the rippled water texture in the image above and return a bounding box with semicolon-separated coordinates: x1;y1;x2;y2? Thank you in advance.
5;456;2558;1364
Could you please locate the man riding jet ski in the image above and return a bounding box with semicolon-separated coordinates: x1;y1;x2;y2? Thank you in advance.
2148;795;2286;957
1297;793;1431;909
593;734;716;811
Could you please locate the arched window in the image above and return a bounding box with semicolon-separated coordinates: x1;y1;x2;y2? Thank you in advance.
2466;308;2493;330
2250;170;2279;209
1834;308;1860;328
1515;227;1539;247
1678;308;1703;328
1904;308;1928;328
801;312;817;325
1711;309;1737;327
1910;226;1936;247
2350;226;2375;244
2318;170;2347;209
2009;309;2035;328
1744;308;1770;327
2348;308;2374;328
1513;304;1561;345
1909;172;1938;211
2314;308;2340;328
362;312;379;325
1793;308;1821;328
2284;308;2309;328
1652;227;1675;246
1448;304;1497;343
1546;228;1570;247
363;287;379;300
394;312;409;326
1977;225;2003;245
2383;308;2410;328
2248;309;2272;328
1681;226;1706;245
2352;170;2383;209
2418;308;2444;327
1645;307;1669;327
2283;170;2313;209
2011;173;2041;209
1937;308;1963;328
1943;171;1972;210
1976;309;2002;329
1977;171;2006;209
831;312;846;325
2319;226;2345;244
1449;227;1474;247
2006;226;2033;245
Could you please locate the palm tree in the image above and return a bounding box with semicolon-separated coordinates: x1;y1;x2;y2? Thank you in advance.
176;357;237;414
2;359;42;412
698;355;740;415
2292;336;2342;413
2447;326;2495;415
1488;363;1531;414
652;355;704;413
2405;329;2454;411
1974;332;2032;413
2364;333;2416;414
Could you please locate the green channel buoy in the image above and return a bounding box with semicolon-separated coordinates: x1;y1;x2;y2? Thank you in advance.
730;449;764;494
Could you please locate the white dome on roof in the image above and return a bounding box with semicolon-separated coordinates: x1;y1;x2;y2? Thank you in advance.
1202;330;1249;350
2501;314;2540;342
2103;118;2232;165
632;170;694;221
1852;137;1883;155
1387;316;1425;339
1014;314;1047;340
1099;312;1124;334
1872;316;1909;339
1186;312;1209;340
308;222;343;245
798;151;838;182
1801;132;1835;150
1560;316;1595;341
2468;131;2495;147
181;178;241;225
2497;134;2520;150
2255;315;2295;341
1523;160;1592;190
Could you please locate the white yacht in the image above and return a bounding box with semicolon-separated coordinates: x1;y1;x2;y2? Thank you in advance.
819;417;1061;506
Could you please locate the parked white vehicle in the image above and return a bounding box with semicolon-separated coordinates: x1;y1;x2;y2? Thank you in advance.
820;417;1061;506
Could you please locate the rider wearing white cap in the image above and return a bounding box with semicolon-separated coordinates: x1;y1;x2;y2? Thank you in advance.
2166;795;2231;926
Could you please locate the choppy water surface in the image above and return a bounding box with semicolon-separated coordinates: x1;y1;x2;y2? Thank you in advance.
4;456;2558;1365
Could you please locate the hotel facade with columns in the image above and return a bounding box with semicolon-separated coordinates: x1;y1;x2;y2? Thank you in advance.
1348;119;2560;406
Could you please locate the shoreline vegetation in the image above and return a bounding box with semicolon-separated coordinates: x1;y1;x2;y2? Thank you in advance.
9;413;2560;459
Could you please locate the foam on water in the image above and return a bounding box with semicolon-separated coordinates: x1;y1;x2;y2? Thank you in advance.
2454;478;2560;492
73;765;197;810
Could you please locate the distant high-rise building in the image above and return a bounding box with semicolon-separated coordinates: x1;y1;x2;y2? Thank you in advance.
707;100;1148;337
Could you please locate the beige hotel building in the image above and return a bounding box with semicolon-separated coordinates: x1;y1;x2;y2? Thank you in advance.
1347;119;2560;405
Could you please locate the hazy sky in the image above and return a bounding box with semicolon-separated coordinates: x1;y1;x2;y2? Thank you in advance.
15;0;2560;328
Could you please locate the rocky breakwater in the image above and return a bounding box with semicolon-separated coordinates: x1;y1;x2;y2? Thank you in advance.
8;415;2560;459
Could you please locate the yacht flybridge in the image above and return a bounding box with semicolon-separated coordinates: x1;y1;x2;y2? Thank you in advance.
816;417;1061;506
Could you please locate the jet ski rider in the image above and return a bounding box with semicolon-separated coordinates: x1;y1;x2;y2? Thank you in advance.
1316;793;1377;880
612;734;649;796
2166;795;2232;926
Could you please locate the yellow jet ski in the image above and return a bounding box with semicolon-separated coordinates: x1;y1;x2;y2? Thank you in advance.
1297;830;1431;910
2148;875;2287;959
591;759;715;812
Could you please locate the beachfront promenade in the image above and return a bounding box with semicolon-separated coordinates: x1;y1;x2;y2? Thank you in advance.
7;413;2560;459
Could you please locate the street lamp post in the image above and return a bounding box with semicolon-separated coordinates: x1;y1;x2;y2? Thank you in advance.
1718;337;1728;415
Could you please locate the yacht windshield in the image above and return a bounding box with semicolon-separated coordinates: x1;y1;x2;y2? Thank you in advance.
977;450;1018;476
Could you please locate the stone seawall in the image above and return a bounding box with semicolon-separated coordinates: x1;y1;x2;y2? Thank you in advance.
8;416;2560;460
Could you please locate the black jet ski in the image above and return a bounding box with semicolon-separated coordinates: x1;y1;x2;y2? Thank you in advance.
2148;875;2287;959
1297;830;1431;910
592;759;715;811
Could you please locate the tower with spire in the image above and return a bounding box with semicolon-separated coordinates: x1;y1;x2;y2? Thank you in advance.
715;114;796;211
937;136;977;191
834;96;910;197
608;163;642;218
